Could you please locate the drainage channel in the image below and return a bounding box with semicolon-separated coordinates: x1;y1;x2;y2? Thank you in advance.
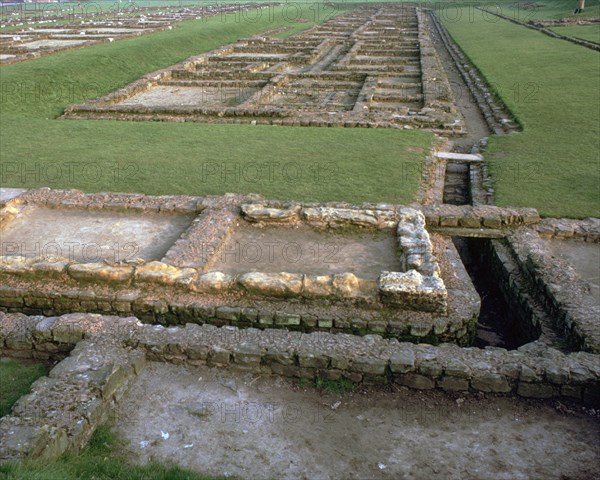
453;237;529;349
427;10;537;349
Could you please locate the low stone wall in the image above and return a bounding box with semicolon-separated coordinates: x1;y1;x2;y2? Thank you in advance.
1;310;598;461
422;204;540;229
1;312;598;425
0;313;145;462
535;218;600;242
477;7;600;52
506;229;600;353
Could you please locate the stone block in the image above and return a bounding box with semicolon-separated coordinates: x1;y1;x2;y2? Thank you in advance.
517;382;555;399
396;373;435;390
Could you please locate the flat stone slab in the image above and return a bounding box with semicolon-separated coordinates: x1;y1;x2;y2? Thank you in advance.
0;188;27;203
0;206;194;263
435;151;483;162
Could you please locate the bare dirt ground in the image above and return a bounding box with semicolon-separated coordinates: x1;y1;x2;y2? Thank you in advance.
120;86;259;109
112;362;600;480
427;18;491;152
545;239;600;303
1;206;193;262
211;224;400;279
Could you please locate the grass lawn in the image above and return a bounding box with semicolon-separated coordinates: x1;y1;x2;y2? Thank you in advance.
0;5;430;204
442;4;600;218
551;24;600;43
475;0;600;21
0;425;218;480
0;358;47;418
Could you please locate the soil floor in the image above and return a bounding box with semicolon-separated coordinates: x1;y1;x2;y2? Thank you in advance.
112;362;600;480
0;206;194;263
545;238;600;304
210;223;401;279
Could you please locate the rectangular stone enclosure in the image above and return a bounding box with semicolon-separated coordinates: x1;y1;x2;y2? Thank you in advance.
0;189;480;345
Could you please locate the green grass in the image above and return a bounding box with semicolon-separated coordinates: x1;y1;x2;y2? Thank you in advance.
0;425;219;480
442;6;600;218
550;24;600;43
0;358;47;417
475;0;600;21
0;5;430;204
299;376;355;394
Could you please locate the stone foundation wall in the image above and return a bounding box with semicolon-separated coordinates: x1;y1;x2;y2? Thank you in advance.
2;292;598;462
477;7;600;52
0;188;483;346
535;218;600;242
506;229;600;353
0;313;145;462
61;6;464;132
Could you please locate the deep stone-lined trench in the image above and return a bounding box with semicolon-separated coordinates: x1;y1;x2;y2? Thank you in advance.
453;237;526;349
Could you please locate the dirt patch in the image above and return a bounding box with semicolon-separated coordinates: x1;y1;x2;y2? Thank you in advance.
112;362;600;480
19;39;91;50
546;238;600;303
120;86;259;109
208;223;401;278
0;206;194;263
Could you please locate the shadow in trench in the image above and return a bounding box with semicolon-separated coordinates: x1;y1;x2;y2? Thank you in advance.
453;236;522;350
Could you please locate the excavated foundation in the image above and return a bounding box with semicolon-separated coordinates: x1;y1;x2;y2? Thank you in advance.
61;5;464;132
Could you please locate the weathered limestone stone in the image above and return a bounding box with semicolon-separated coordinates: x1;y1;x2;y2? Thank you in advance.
242;204;300;222
561;385;582;399
208;345;230;365
318;318;333;329
298;351;328;369
419;360;442;378
135;262;196;286
352;356;387;375
274;312;301;326
397;373;435;389
233;342;262;366
31;260;70;275
191;272;234;293
378;270;447;312
32;316;58;341
302;207;379;227
215;306;240;321
332;273;360;297
471;372;511;393
302;275;334;298
390;349;415;373
445;358;471;378
438;376;469;392
519;365;543;383
258;314;274;326
238;272;303;297
68;263;133;283
545;364;570;384
517;382;555;399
